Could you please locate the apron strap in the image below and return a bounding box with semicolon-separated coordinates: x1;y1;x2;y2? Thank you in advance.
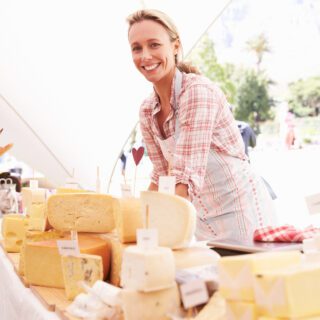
173;68;183;137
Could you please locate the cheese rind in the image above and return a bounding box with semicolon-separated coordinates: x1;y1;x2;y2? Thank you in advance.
47;193;115;232
218;251;302;301
25;235;111;288
173;246;220;270
121;245;175;292
113;197;143;243
140;191;196;249
61;254;103;300
2;214;29;252
121;284;180;320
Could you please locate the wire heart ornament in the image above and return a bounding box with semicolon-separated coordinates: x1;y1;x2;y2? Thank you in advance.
132;146;144;166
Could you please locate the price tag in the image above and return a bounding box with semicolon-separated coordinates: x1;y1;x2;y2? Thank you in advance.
136;228;158;249
57;239;80;256
179;279;209;309
159;176;176;194
121;184;133;198
29;179;39;189
305;193;320;215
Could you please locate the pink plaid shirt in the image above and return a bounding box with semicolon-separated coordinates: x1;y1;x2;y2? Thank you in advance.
139;72;247;198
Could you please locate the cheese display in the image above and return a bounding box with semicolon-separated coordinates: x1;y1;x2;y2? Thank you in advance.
24;235;111;288
225;300;257;320
21;187;46;213
47;193;115;232
218;251;302;301
140;191;196;249
121;245;175;292
61;254;103;300
173;246;220;270
56;187;91;194
113;197;143;243
121;284;180;320
1;214;29;252
253;263;320;318
19;229;65;276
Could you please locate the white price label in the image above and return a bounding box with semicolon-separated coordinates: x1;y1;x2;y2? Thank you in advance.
305;193;320;215
136;228;158;249
121;184;133;198
57;239;80;256
179;279;209;309
159;176;176;194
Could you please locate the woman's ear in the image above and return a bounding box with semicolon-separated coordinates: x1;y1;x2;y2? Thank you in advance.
173;38;180;55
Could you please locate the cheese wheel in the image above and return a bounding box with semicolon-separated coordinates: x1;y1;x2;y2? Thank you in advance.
113;197;143;243
121;245;175;292
140;191;196;249
47;193;115;232
25;234;111;288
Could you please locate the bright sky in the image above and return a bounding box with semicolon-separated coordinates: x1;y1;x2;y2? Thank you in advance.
208;0;320;96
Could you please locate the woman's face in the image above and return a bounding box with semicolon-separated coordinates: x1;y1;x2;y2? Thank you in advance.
128;19;179;85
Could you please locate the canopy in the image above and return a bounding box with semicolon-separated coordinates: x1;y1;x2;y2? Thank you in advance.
0;0;230;191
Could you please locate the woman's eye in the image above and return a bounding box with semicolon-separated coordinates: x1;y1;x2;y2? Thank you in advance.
132;46;141;52
150;43;160;48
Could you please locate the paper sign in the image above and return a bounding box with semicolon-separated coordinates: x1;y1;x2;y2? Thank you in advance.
179;279;209;309
57;239;80;256
305;193;320;215
29;179;39;189
136;228;158;249
121;184;132;198
159;176;176;194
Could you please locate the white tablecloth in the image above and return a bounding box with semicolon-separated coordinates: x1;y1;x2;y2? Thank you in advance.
0;225;60;320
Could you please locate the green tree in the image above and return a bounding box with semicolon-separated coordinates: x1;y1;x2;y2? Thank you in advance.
188;34;237;104
288;76;320;117
235;70;273;133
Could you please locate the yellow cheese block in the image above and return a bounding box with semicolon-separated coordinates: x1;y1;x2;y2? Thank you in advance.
140;191;196;249
226;300;257;320
21;187;46;212
25;235;111;288
193;292;226;320
47;193;115;232
19;229;65;276
218;251;302;301
173;246;220;270
28;203;51;231
1;214;29;252
113;197;143;243
121;284;180;320
254;264;320;318
61;254;103;300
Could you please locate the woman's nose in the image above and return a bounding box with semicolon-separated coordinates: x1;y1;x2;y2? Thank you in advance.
141;47;152;60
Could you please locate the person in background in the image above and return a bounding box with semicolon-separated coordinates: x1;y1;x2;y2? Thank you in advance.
284;109;296;149
126;9;276;241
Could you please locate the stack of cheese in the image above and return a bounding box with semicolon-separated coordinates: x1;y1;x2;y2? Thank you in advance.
217;251;304;319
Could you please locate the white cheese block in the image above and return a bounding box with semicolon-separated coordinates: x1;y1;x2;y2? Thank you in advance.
140;191;196;249
113;197;143;243
90;280;122;307
173;246;220;270
121;245;175;292
121;284;180;320
193;292;226;320
21;187;46;212
61;254;103;300
47;193;115;232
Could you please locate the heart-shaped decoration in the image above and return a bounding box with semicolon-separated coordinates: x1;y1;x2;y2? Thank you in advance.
132;146;144;166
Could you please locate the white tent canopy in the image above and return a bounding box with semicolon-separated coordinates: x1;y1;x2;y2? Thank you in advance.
0;0;230;191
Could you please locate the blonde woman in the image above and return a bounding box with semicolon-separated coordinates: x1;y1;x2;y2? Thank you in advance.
127;9;276;241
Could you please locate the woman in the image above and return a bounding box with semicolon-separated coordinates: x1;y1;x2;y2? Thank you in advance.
127;9;276;241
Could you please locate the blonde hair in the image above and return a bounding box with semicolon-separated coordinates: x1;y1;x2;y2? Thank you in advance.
127;9;200;75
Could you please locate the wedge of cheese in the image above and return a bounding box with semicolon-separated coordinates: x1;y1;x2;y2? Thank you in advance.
61;254;103;300
121;284;180;320
113;197;143;243
1;214;29;252
254;264;320;318
27;203;51;231
19;229;65;276
121;245;175;292
24;235;111;288
21;187;46;213
173;246;220;270
218;251;302;302
47;193;115;232
140;191;196;249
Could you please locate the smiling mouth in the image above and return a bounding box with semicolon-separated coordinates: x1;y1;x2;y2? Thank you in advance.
143;63;160;71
